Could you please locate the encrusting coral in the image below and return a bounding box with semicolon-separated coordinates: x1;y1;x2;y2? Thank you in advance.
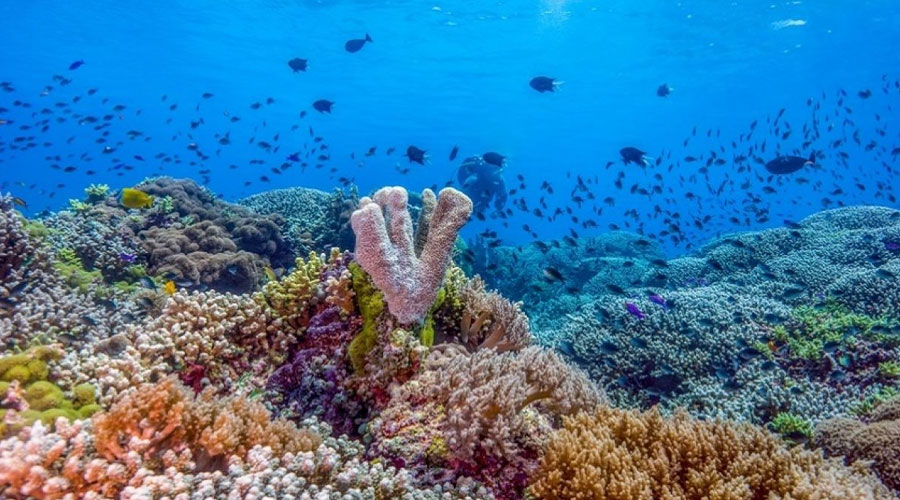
351;186;473;324
815;394;900;493
0;345;101;436
529;407;895;500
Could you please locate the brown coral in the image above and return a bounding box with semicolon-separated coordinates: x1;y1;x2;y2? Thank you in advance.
93;377;320;472
530;407;893;500
135;178;292;293
814;395;900;493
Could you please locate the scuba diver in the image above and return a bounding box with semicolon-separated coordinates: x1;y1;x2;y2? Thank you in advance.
457;155;508;214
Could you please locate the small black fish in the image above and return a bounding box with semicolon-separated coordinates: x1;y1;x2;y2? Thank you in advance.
345;33;372;53
598;341;619;354
406;145;427;165
139;277;157;290
543;266;565;282
823;340;840;353
287;58;308;72
449;145;459;161
483;151;505;167
765;153;815;175
656;83;672;97
529;76;560;93
312;99;334;113
606;284;625;295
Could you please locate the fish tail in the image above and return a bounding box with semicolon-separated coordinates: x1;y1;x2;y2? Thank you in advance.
365;33;373;43
806;151;816;165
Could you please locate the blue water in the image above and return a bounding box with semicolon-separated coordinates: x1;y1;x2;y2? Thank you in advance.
1;0;899;254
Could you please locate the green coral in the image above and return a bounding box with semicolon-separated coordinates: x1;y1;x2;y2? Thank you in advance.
67;198;92;213
1;365;31;383
84;183;110;203
348;262;385;373
72;383;97;406
851;386;900;416
774;302;894;360
769;412;813;441
0;347;99;435
22;219;51;240
157;195;175;213
419;285;451;349
78;404;102;419
54;249;102;292
878;361;900;378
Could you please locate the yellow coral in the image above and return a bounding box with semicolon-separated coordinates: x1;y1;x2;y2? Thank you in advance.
348;262;385;373
256;251;325;329
529;407;894;500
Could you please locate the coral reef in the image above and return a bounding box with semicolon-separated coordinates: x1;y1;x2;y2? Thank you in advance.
41;177;293;294
351;186;473;324
3;186;899;499
239;185;359;254
815;394;900;493
535;206;900;430
529;407;894;499
136;177;292;294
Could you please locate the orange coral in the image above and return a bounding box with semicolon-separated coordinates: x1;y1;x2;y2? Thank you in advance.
529;407;893;500
93;377;320;472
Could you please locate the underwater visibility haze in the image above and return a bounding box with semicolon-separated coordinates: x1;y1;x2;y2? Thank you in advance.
2;1;900;498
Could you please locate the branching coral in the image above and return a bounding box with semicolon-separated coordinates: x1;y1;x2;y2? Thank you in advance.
127;289;291;393
256;250;326;330
426;346;605;461
368;345;604;498
815;394;900;493
351;186;473;324
93;377;321;471
530;407;894;499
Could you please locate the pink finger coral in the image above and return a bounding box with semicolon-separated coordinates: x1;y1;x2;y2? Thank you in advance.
350;186;473;324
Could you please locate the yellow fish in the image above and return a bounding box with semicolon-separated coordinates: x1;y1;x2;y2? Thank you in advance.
164;280;176;295
121;188;154;209
263;266;277;282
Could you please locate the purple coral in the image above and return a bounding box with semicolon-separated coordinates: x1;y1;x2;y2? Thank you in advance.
268;306;364;436
350;186;472;324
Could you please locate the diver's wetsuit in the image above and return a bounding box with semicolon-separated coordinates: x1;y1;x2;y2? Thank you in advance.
457;156;507;214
